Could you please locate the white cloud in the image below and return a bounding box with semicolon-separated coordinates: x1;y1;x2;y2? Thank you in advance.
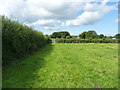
43;26;60;30
25;19;61;26
62;2;117;26
0;0;117;30
0;0;83;21
63;11;102;26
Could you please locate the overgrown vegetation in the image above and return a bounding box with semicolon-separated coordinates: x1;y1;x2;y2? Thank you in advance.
2;16;50;64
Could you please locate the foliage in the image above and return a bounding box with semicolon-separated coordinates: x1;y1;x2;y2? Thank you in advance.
79;30;98;39
51;31;71;38
98;34;104;38
3;43;118;88
79;31;87;39
54;38;118;43
2;16;50;64
66;36;71;39
114;33;120;39
45;35;52;43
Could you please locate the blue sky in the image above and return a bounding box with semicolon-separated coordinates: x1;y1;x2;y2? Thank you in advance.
36;2;118;36
0;0;119;36
61;9;118;36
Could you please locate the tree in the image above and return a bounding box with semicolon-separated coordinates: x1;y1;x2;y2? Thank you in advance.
51;31;71;38
99;34;104;38
86;30;98;39
79;30;98;39
114;33;120;39
79;31;86;39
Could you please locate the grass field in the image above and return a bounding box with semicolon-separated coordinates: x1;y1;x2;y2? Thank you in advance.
3;43;118;88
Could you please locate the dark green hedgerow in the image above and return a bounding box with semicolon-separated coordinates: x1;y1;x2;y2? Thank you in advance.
2;16;51;64
55;38;119;43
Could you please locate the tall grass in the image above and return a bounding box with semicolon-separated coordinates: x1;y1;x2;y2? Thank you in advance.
2;16;50;64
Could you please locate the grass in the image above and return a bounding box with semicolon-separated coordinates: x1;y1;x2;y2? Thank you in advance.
3;43;118;88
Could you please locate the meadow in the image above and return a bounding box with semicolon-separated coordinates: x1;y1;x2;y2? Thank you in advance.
3;43;118;88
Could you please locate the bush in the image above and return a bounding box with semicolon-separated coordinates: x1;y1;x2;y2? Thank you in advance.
54;38;118;43
2;16;50;64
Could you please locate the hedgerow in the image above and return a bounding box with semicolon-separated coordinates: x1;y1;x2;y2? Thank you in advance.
2;16;50;64
55;38;118;43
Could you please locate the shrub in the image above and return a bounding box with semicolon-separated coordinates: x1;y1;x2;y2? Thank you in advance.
2;16;50;64
54;38;118;43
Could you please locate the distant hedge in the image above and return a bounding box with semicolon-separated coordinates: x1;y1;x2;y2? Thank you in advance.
2;16;51;64
54;38;119;43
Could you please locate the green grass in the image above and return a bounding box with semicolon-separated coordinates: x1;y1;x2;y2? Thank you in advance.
3;43;118;88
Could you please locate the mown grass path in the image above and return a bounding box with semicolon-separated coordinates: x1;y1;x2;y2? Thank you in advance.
3;43;118;88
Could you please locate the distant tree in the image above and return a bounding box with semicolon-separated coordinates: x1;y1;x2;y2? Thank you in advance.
82;33;86;40
86;30;98;39
79;31;87;39
99;34;104;38
79;30;98;39
114;34;120;39
50;32;58;38
104;36;107;38
51;31;71;38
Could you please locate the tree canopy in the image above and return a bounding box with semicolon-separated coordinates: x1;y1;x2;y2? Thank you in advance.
51;31;71;38
79;30;98;39
98;34;104;39
51;30;117;39
114;34;120;39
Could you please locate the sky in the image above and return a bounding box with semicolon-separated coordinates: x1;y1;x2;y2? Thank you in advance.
0;0;119;36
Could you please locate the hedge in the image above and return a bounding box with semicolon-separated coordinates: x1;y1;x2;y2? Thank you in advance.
55;38;119;43
2;16;51;64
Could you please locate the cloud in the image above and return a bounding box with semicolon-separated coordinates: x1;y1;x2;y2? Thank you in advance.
25;19;61;26
62;2;117;26
0;0;83;21
25;19;62;30
0;0;117;30
43;26;60;30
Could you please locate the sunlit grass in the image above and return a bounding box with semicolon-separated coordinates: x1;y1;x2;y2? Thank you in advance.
3;43;118;88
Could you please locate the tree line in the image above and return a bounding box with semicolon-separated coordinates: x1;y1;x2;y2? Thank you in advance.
50;31;120;39
54;38;118;43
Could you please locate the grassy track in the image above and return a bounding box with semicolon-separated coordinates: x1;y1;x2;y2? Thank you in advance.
3;43;118;88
